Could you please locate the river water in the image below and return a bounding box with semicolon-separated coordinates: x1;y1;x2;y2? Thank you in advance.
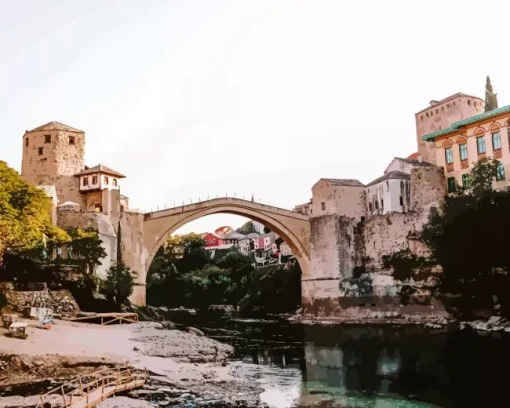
196;318;510;408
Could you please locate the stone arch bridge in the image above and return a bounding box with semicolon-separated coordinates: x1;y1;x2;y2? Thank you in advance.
125;197;311;305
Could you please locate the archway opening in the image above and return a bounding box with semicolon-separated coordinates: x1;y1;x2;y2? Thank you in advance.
145;213;302;318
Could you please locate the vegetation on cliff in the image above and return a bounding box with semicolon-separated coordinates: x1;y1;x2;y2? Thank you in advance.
422;158;510;317
146;233;301;315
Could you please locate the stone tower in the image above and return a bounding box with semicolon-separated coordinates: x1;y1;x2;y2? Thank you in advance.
21;121;86;206
415;93;484;164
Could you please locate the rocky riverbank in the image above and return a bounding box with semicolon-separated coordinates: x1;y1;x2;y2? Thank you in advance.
0;319;268;407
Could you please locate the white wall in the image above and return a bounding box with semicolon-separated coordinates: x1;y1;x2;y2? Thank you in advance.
365;178;411;216
80;173;121;191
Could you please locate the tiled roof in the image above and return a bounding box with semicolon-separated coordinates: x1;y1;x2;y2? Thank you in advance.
74;164;126;178
321;178;365;187
422;105;510;142
28;121;84;133
367;171;410;187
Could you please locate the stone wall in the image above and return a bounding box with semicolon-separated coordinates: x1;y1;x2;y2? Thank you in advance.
2;288;80;318
57;211;117;279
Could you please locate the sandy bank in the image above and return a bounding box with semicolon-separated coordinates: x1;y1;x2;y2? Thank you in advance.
0;318;266;407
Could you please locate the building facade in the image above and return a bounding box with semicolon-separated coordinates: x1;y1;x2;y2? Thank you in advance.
421;105;510;192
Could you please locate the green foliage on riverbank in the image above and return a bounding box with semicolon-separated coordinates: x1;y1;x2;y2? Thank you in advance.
423;158;510;318
146;234;301;315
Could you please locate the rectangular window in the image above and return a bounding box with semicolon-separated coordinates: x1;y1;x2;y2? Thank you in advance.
496;163;505;181
369;203;373;211
477;136;486;154
462;174;469;188
25;138;29;147
104;176;109;184
321;202;325;210
83;177;89;186
447;177;456;193
38;147;43;156
381;199;384;208
113;179;118;187
399;196;404;206
375;201;379;209
44;134;51;143
492;132;501;150
445;147;453;164
69;136;75;145
92;175;98;184
459;143;468;161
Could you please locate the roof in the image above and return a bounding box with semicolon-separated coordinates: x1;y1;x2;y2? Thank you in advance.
318;178;365;187
74;164;126;178
120;194;129;200
58;201;80;207
407;152;420;160
422;104;510;142
367;171;410;187
27;121;84;133
416;92;483;114
393;157;435;167
224;231;247;240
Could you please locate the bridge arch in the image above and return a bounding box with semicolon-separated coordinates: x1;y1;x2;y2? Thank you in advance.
141;198;311;286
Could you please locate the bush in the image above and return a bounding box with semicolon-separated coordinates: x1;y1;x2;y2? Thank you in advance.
100;262;136;306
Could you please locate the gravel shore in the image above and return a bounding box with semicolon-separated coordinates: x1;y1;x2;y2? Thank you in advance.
0;319;268;407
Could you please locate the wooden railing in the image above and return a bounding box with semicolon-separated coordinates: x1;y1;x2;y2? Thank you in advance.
36;366;148;408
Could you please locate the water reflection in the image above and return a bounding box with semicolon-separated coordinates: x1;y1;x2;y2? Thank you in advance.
204;320;510;408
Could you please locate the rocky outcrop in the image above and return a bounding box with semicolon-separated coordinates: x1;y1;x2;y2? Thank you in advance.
2;289;80;318
460;316;510;333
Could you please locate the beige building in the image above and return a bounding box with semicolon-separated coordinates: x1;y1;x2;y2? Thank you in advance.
415;93;484;164
421;105;510;192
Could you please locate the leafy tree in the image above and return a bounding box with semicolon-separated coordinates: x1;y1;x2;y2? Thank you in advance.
467;157;499;199
0;161;69;262
484;76;498;112
236;221;257;234
100;262;136;306
66;228;107;273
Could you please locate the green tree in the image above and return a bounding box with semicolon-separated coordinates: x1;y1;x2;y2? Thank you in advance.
236;221;256;234
100;262;136;306
484;75;499;112
467;157;499;199
0;161;69;263
66;228;107;273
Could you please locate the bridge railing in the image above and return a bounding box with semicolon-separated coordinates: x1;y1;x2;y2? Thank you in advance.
36;366;148;408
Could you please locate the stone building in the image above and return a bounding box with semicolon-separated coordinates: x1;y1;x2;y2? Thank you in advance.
20;121;129;279
416;93;484;164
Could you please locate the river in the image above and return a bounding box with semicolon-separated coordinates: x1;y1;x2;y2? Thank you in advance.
191;317;509;408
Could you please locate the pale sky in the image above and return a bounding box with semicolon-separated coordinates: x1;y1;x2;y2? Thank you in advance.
1;0;508;235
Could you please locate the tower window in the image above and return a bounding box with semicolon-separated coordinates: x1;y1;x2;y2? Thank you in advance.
25;138;29;147
38;147;43;156
321;202;326;210
104;176;109;184
44;134;51;143
399;196;404;206
69;136;75;145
